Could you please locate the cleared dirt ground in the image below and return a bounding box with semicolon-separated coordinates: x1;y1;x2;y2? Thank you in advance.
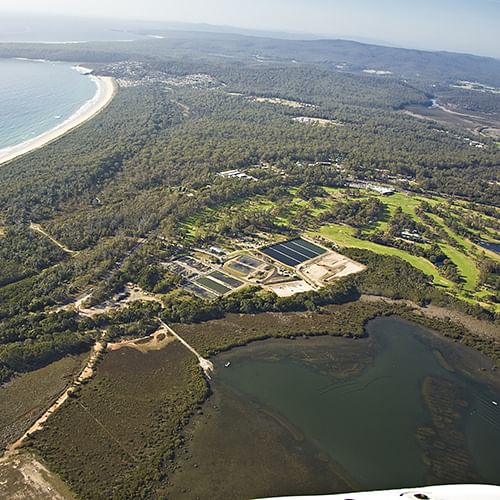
0;452;74;499
300;251;366;287
252;97;313;108
267;280;314;297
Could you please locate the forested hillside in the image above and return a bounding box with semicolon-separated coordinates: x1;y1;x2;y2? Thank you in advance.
1;31;500;85
0;30;498;387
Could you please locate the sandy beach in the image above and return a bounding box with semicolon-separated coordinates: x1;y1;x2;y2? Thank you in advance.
0;71;116;166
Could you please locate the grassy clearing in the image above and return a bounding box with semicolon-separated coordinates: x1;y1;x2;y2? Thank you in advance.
439;243;479;291
457;222;498;243
455;290;499;313
428;213;499;262
181;207;217;237
362;191;439;233
380;191;440;213
383;192;425;216
247;196;276;211
318;224;452;288
451;204;499;230
480;230;500;244
427;213;473;251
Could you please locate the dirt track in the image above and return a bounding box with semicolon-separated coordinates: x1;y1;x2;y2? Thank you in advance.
6;336;105;454
158;319;214;378
29;223;77;255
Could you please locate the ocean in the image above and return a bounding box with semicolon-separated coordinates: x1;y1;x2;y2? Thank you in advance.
0;58;98;152
0;14;146;43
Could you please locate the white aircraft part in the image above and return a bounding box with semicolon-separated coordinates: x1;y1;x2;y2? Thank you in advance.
259;484;500;500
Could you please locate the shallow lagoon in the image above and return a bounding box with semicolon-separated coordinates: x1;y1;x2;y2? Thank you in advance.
168;316;500;498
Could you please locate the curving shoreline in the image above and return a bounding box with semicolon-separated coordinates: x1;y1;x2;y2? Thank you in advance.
0;70;116;166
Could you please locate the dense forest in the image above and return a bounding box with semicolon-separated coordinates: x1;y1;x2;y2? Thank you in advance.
1;30;500;85
0;31;499;385
0;31;499;500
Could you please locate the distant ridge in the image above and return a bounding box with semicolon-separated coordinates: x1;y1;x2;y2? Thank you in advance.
0;22;499;85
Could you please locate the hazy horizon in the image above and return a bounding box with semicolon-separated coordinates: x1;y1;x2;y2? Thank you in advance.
1;0;499;58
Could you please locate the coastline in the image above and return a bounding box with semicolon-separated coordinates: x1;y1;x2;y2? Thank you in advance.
0;70;116;166
3;302;497;497
359;294;500;340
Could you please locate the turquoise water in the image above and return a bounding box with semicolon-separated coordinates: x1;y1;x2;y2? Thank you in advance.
215;317;500;490
0;59;98;151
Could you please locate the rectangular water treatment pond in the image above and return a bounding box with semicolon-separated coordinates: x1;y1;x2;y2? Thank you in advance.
260;238;327;267
208;271;243;289
195;276;232;295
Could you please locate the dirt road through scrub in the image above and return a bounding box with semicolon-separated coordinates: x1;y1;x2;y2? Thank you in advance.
158;318;214;378
6;335;106;453
29;223;77;255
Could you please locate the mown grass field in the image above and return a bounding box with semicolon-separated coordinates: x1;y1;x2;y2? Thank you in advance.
439;243;480;291
317;225;452;288
179;185;497;310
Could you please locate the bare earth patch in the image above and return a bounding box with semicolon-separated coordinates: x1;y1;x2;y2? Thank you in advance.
60;283;162;317
299;251;366;287
293;116;343;126
107;327;175;353
0;452;74;499
252;97;314;109
267;280;315;297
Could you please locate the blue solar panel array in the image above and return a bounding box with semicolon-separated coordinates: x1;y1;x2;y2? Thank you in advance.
260;238;326;267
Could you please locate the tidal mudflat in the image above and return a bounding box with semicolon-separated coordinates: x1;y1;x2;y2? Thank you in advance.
167;316;500;498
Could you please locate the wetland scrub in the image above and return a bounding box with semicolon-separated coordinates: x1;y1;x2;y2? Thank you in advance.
168;317;500;498
28;302;396;499
26;304;500;499
0;354;86;451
